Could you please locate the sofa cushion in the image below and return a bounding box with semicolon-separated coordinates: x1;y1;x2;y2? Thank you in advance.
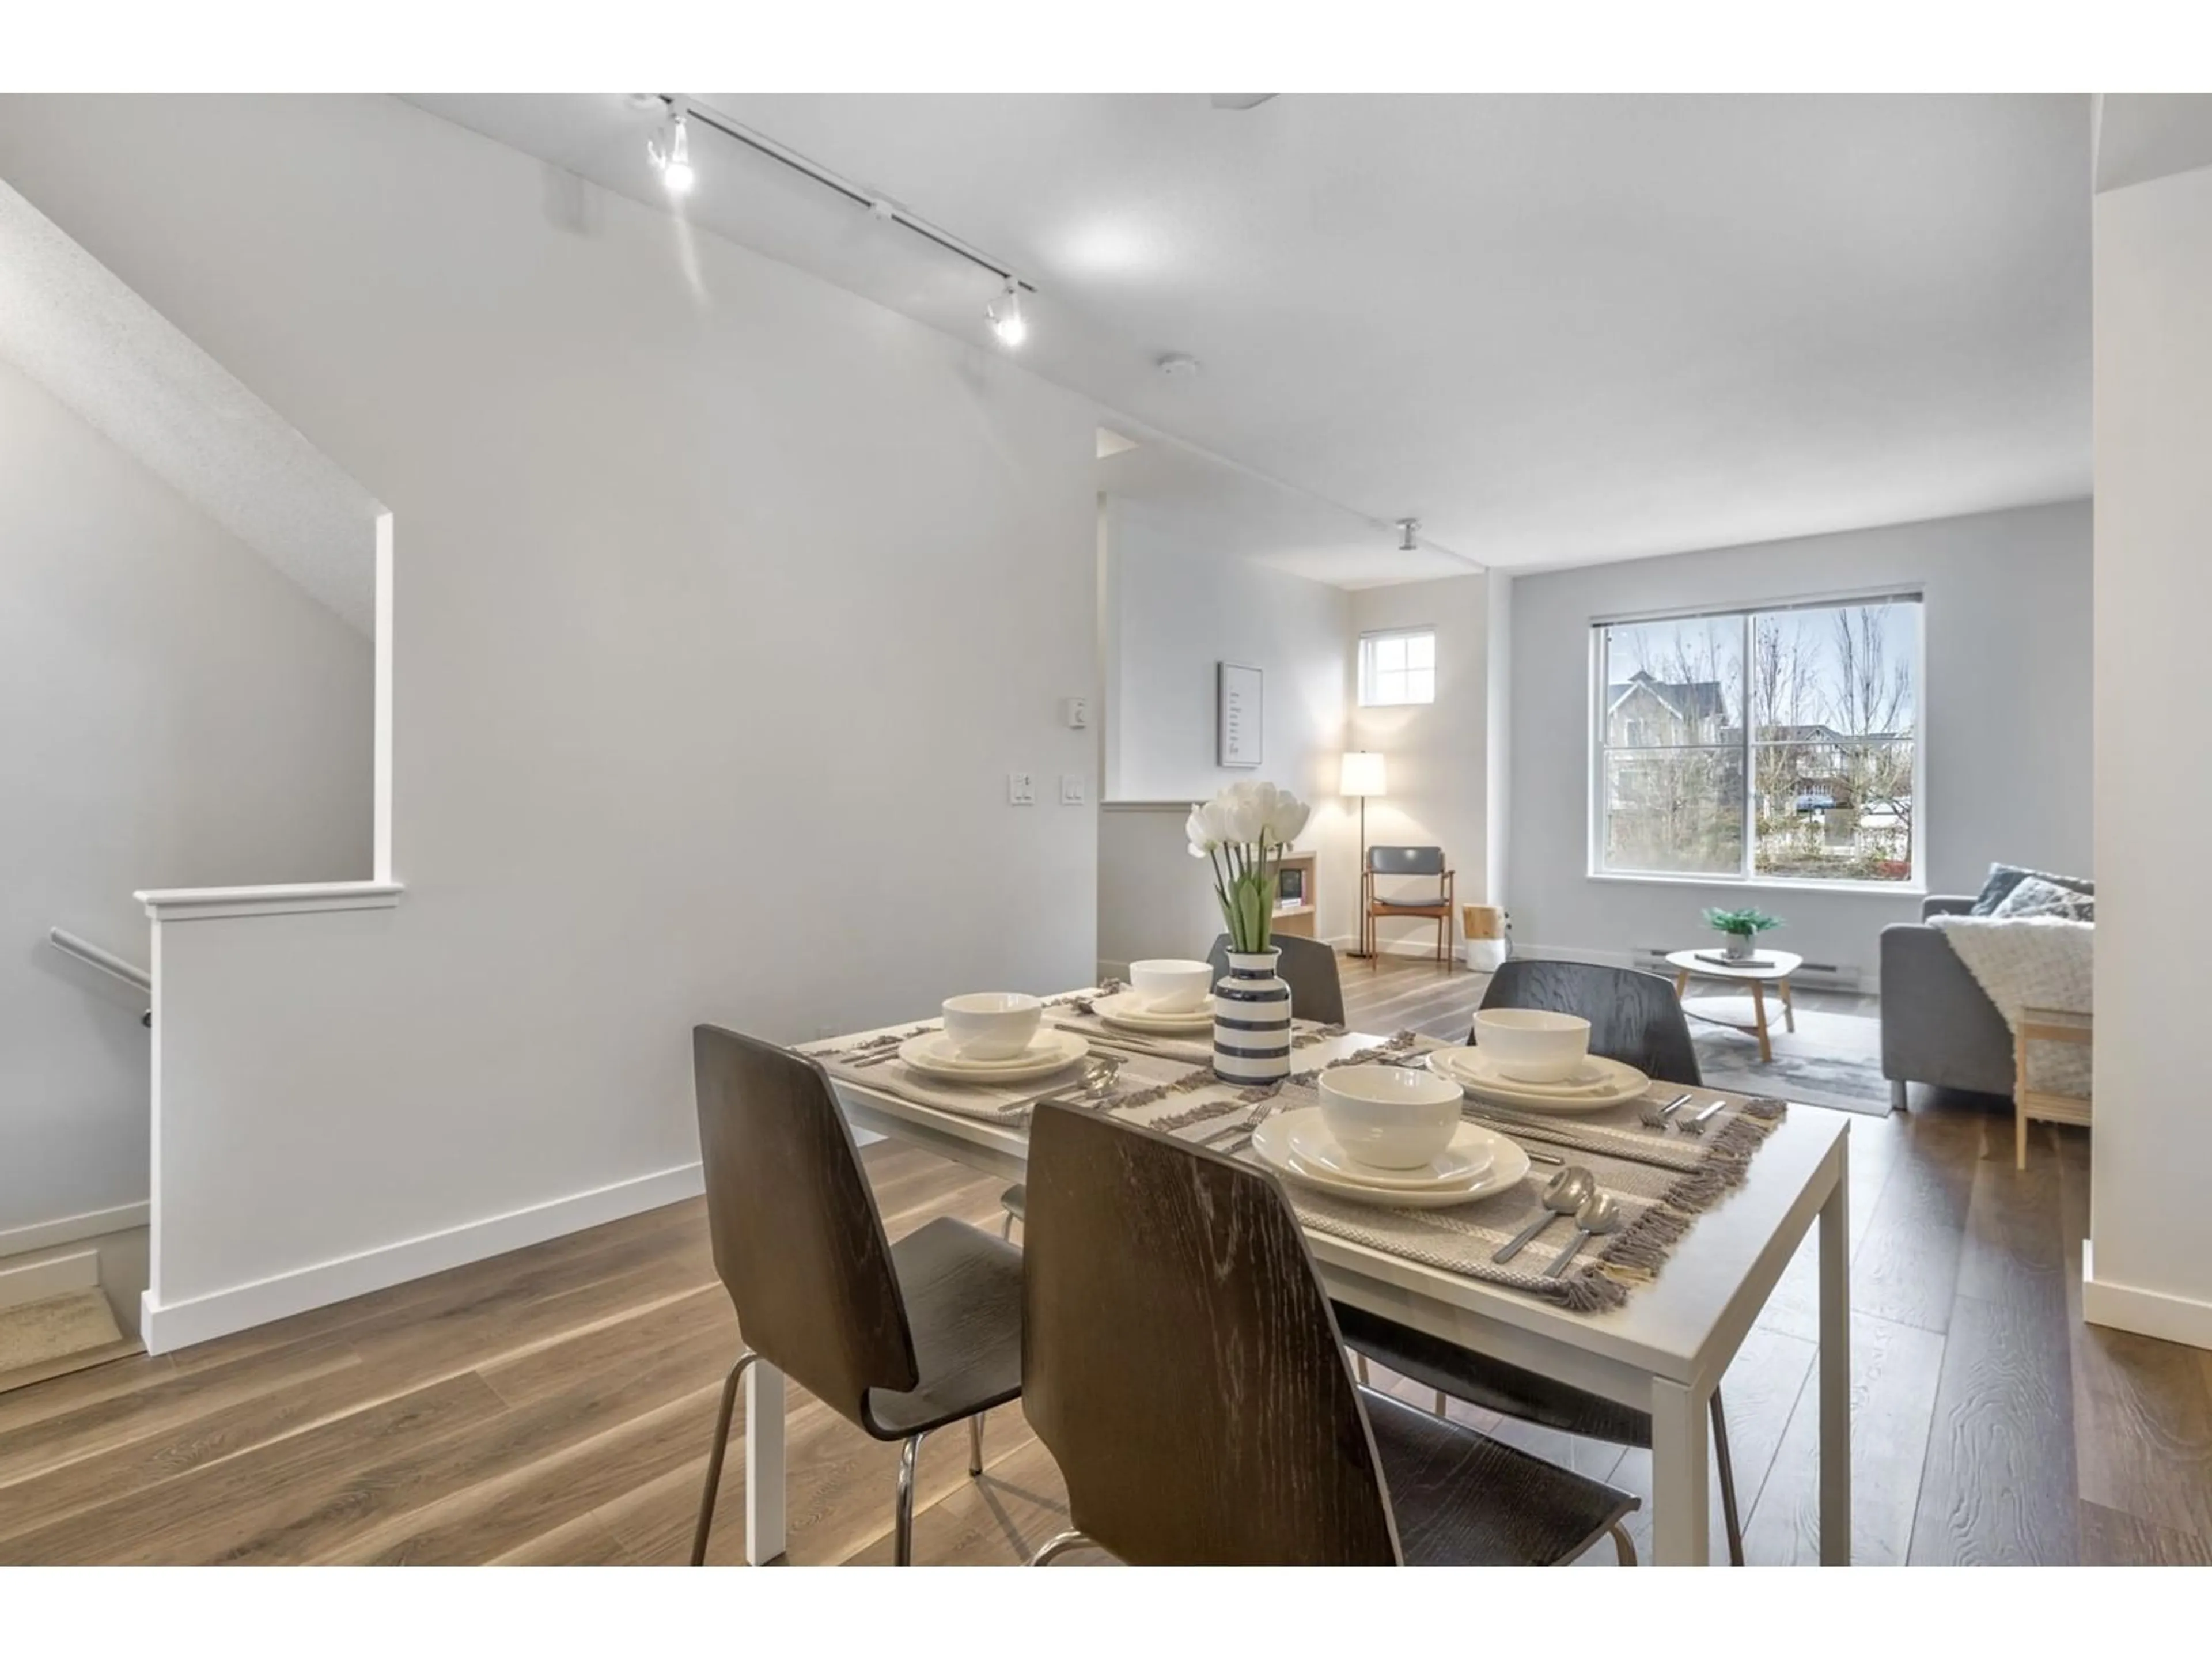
1970;862;2094;916
1991;874;2094;922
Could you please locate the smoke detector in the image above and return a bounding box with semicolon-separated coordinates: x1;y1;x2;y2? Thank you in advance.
1157;353;1202;378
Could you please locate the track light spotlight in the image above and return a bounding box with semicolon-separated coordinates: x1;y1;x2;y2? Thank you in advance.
987;280;1028;347
649;108;695;195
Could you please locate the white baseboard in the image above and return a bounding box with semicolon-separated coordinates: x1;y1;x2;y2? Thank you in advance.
0;1200;150;1258
0;1247;100;1310
2081;1241;2212;1351
139;1161;705;1355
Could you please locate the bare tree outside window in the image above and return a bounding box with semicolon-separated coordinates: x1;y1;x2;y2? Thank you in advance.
1597;599;1920;884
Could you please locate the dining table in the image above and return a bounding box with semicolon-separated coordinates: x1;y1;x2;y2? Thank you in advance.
742;998;1851;1567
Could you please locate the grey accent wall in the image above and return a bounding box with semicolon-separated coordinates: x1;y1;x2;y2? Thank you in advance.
1504;500;2091;983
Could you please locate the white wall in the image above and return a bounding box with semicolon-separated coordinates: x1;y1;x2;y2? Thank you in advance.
0;95;1100;1348
2088;158;2212;1349
0;356;372;1255
1504;501;2092;983
1100;495;1354;941
1348;573;1493;952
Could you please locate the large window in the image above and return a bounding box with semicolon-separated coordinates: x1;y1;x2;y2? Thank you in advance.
1593;596;1921;886
1359;627;1435;706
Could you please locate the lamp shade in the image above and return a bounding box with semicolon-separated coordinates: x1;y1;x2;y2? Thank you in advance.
1340;751;1387;797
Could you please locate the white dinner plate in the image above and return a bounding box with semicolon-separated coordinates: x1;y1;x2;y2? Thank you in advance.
1285;1116;1494;1190
1426;1047;1649;1112
1252;1109;1529;1209
898;1028;1088;1084
1092;990;1217;1033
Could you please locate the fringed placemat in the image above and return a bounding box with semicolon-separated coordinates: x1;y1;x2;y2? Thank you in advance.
805;1010;1786;1312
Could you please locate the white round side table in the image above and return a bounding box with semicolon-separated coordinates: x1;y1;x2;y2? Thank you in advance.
1664;948;1804;1063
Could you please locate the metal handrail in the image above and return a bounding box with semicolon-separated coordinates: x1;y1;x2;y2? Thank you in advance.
48;927;153;1027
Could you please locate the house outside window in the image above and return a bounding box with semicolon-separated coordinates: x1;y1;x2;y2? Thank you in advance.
1359;627;1435;707
1592;596;1922;885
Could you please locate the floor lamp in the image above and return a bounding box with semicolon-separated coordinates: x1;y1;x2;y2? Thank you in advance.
1341;750;1387;957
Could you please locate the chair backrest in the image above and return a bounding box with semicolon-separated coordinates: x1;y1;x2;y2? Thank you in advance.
1021;1101;1401;1565
1206;932;1346;1025
691;1024;919;1422
1476;959;1703;1086
1368;844;1446;878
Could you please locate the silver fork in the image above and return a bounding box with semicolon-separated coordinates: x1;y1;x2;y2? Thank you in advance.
1211;1099;1283;1154
1638;1092;1694;1130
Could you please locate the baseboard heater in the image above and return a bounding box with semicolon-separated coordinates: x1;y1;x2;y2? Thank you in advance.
1630;945;1863;994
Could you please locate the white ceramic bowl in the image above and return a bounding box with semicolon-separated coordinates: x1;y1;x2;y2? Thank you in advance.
940;993;1043;1060
1317;1064;1465;1171
1128;958;1213;1015
1472;1008;1592;1084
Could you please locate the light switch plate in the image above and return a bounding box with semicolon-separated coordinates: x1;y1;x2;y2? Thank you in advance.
1007;771;1036;805
1060;772;1086;805
1060;696;1090;729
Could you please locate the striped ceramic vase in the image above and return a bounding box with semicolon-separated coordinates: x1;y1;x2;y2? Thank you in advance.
1213;948;1293;1084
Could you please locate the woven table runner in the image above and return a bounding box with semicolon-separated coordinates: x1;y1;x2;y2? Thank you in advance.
805;1014;1786;1313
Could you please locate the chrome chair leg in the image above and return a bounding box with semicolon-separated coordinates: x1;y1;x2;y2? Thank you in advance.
1002;1211;1016;1241
690;1350;755;1566
1711;1387;1745;1566
1030;1528;1098;1566
894;1430;929;1565
1609;1521;1638;1566
968;1411;985;1478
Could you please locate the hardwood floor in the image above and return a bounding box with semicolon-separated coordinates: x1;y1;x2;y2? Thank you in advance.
0;954;2203;1565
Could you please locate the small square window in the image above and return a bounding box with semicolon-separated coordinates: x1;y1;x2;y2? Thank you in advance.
1359;628;1436;707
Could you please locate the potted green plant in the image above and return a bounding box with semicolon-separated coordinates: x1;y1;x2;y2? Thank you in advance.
1703;906;1783;962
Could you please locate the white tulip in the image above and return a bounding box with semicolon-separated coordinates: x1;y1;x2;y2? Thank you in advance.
1222;793;1264;845
1200;797;1240;847
1272;795;1312;843
1185;804;1214;857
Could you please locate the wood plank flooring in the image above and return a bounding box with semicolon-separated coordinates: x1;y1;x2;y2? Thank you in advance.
0;955;2205;1565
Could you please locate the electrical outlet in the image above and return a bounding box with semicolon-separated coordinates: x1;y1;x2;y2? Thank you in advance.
1060;773;1086;805
1007;771;1036;805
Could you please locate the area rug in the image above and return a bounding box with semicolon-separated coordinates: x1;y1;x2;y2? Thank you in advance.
1683;998;1893;1116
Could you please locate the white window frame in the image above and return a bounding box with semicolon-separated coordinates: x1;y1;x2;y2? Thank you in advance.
1358;626;1436;708
1585;590;1926;895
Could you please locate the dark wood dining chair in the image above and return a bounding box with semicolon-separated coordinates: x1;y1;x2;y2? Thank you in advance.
690;1024;1024;1565
1019;1100;1639;1566
1362;844;1456;966
997;933;1349;1239
1335;957;1747;1563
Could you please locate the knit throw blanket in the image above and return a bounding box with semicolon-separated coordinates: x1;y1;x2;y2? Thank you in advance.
1929;914;2093;1096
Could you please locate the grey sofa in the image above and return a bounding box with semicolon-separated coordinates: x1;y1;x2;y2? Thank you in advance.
1879;896;2014;1109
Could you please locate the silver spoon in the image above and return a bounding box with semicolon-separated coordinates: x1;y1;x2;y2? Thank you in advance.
1544;1191;1624;1280
1492;1165;1596;1264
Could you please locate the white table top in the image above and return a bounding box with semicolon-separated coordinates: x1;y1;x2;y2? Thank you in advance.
826;1022;1849;1400
1666;947;1803;982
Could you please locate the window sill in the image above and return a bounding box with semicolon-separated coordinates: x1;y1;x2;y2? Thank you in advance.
1584;871;1925;899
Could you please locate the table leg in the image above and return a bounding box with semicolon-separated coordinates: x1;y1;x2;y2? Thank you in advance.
1673;969;1690;998
1751;981;1772;1062
1779;976;1796;1032
1817;1150;1851;1565
1649;1377;1712;1566
745;1358;787;1564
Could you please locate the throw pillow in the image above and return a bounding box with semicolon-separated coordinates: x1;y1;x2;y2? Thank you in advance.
1971;862;2095;916
1992;874;2096;922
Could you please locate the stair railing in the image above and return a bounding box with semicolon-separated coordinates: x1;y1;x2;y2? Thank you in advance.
47;926;153;1027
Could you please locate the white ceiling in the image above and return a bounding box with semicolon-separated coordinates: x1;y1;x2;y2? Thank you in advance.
0;180;382;631
411;93;2092;585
